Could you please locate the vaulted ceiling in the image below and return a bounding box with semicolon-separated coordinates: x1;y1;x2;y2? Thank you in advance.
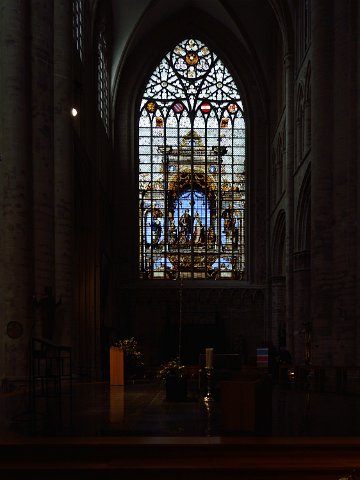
109;0;291;95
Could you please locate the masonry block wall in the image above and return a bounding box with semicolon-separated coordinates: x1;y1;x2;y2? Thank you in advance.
114;286;265;367
0;1;75;381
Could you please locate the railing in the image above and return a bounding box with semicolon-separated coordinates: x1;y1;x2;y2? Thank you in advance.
30;337;72;401
279;364;360;394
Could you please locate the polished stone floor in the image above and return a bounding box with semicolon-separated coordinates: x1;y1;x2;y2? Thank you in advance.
2;377;360;438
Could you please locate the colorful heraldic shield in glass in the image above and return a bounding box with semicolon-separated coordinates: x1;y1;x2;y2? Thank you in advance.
139;38;246;280
172;102;185;113
200;102;211;114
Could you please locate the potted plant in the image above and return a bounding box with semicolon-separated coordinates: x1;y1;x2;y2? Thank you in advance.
158;357;187;401
114;337;145;381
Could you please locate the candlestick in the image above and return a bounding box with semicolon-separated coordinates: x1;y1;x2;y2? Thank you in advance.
205;347;214;369
203;366;214;405
178;277;183;362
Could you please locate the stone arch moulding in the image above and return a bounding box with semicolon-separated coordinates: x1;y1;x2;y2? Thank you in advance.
304;61;311;152
267;0;294;56
295;83;305;167
275;132;284;199
272;209;286;276
304;61;311;102
295;165;311;253
112;7;269;284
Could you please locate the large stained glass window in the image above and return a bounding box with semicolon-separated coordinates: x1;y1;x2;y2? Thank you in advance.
139;39;246;280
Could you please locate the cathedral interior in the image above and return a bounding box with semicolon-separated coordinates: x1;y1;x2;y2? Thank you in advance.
1;0;360;478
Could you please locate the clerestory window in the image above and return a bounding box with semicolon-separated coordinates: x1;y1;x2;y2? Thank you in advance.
97;30;109;134
138;39;246;280
72;0;84;61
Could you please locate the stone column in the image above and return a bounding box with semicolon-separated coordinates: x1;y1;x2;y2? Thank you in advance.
312;1;358;366
304;100;311;153
0;0;32;380
275;157;282;201
330;0;357;366
31;0;55;339
311;0;334;365
293;251;310;363
284;53;295;355
53;0;74;347
357;0;360;366
271;276;286;346
296;117;302;168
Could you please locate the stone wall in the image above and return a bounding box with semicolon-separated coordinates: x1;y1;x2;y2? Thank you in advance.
113;286;265;368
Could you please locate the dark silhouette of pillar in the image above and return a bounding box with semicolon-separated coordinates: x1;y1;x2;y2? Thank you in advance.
0;0;32;379
54;0;74;346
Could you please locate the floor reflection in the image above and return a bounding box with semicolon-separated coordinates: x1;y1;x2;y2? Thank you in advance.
109;386;125;424
2;378;360;437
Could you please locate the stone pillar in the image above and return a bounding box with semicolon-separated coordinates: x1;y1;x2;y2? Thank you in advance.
293;251;310;363
53;0;74;347
304;100;311;153
271;277;286;346
284;53;295;355
330;0;357;366
357;0;360;366
0;0;32;380
311;1;358;366
275;159;281;201
296;117;302;168
311;0;334;365
31;0;55;339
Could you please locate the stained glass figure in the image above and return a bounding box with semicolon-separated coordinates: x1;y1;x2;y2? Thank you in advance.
139;38;246;280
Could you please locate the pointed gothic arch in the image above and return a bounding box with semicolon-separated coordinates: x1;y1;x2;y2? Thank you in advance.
304;62;311;153
272;209;286;276
138;38;246;280
295;165;311;253
275;132;284;200
113;8;268;285
295;83;305;167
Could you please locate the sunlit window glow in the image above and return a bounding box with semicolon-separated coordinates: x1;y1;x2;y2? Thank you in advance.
138;39;246;280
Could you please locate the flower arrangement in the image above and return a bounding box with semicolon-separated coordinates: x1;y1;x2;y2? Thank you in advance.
158;357;185;381
114;337;144;375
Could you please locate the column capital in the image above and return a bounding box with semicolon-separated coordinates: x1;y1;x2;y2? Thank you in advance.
283;53;293;69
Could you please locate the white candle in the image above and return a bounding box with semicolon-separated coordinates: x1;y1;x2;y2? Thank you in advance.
205;348;214;368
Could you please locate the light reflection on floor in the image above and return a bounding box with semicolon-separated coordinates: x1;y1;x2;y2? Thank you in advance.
2;379;360;437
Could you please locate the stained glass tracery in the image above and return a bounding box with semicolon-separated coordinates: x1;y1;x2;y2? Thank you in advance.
97;31;109;133
139;39;246;280
73;0;84;60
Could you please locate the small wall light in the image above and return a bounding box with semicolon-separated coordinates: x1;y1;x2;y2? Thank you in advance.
71;107;78;117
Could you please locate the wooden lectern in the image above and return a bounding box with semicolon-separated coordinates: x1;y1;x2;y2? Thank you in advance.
110;347;124;386
220;373;272;433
